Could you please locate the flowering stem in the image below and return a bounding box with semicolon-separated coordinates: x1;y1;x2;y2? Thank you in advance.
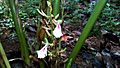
53;0;60;16
65;0;107;67
0;42;11;68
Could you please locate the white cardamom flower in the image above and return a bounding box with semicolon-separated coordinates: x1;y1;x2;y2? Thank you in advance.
53;23;63;38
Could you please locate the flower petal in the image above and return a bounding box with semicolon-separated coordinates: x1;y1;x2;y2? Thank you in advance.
36;44;48;58
53;23;63;38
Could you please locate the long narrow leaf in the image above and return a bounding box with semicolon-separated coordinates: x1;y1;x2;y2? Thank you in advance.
0;42;11;68
65;0;107;67
7;0;30;65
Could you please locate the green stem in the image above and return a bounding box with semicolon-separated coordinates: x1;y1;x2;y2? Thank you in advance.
7;0;30;65
61;0;65;19
0;42;11;68
65;0;107;67
53;0;60;16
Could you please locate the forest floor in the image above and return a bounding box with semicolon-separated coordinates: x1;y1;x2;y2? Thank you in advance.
0;21;120;68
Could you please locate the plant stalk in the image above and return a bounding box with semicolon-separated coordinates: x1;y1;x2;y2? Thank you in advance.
7;0;30;65
53;0;60;16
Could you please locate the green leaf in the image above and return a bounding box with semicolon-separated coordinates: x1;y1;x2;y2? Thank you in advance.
65;0;108;67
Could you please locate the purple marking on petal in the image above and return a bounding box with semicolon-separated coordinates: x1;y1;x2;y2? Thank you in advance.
57;24;60;29
42;48;45;52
